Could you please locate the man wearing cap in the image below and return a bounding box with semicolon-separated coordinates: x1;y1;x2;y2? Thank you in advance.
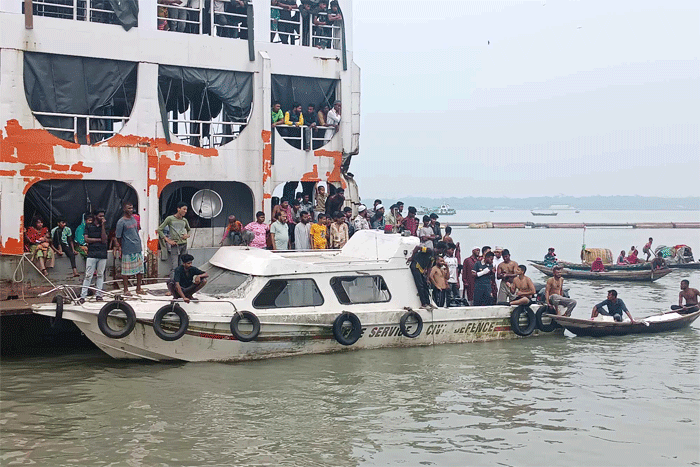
371;204;386;230
492;247;504;289
325;187;345;218
429;213;443;242
462;246;481;305
353;205;371;231
544;247;558;267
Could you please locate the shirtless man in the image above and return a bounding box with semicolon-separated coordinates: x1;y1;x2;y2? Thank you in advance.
643;237;653;261
672;280;700;313
510;265;536;306
429;256;450;308
496;249;519;304
545;266;577;316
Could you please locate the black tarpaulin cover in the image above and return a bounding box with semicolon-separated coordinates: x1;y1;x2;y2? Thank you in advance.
23;52;137;143
158;65;253;123
24;180;138;233
108;0;139;31
271;75;337;114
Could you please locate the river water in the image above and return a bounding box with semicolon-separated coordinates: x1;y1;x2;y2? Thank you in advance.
1;210;699;466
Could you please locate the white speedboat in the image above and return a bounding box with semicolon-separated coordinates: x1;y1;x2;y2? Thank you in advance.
33;231;559;362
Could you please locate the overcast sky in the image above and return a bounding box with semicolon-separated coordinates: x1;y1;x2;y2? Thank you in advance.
350;0;700;199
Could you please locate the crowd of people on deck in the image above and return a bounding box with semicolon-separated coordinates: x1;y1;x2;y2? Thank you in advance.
156;0;343;47
23;198;699;312
272;100;341;150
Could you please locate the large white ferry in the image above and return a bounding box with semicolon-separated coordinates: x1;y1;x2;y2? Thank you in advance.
0;0;360;309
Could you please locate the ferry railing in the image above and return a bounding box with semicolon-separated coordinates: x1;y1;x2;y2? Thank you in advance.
158;1;248;38
270;6;341;49
168;118;245;148
29;0;119;25
31;111;129;144
275;124;336;150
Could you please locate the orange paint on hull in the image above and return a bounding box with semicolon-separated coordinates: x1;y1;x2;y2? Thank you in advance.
0;169;17;176
313;149;345;186
301;164;320;182
261;130;272;184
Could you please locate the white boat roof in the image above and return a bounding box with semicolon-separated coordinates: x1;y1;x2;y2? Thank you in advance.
208;230;419;276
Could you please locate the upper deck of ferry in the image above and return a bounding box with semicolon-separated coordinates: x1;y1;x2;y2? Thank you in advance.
0;0;361;263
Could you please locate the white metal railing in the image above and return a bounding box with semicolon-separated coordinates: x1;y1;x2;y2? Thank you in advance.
168;118;245;148
274;124;336;150
270;6;342;50
32;111;129;144
157;0;248;38
30;0;119;24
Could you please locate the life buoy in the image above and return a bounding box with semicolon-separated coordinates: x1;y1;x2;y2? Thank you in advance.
49;295;64;328
535;306;561;332
332;312;362;346
153;304;189;341
399;310;423;338
98;300;136;339
230;311;261;342
510;305;536;336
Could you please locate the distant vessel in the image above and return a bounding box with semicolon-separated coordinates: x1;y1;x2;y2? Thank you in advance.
531;209;558;216
417;204;456;216
548;204;576;210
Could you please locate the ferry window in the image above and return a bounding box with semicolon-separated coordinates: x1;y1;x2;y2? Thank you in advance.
271;75;338;150
253;279;324;308
157;1;249;39
330;276;391;305
159;65;253;148
25;0;138;30
24;52;137;145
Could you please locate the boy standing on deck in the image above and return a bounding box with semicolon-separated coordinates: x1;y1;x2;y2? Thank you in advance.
310;214;328;249
429;256;450;308
157;202;191;277
115;203;145;295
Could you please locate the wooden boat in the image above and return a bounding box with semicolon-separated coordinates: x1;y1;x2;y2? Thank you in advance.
529;259;700;271
552;309;700;337
531;209;557;216
529;263;672;282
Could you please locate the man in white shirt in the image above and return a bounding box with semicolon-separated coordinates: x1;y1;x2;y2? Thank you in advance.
294;210;312;250
353;205;370;231
444;243;460;305
492;246;504;291
324;100;341;143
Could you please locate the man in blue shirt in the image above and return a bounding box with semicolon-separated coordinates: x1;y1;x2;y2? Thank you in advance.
591;290;635;322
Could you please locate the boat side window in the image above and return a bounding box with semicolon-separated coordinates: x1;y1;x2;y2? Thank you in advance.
198;265;251;297
253;279;324;308
330;276;391;305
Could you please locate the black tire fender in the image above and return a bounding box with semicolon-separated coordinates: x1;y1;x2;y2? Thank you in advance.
153;304;189;341
399;310;423;338
510;305;536;336
230;311;261;342
535;305;561;332
98;300;136;339
332;312;362;346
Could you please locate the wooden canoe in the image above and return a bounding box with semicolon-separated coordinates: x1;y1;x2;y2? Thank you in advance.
552;309;700;337
529;260;700;271
528;263;672;282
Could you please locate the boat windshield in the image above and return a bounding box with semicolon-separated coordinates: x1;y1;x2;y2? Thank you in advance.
198;264;252;298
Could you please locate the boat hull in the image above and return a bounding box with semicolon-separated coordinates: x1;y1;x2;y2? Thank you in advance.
529;260;700;271
552;310;700;337
529;263;672;282
35;305;560;362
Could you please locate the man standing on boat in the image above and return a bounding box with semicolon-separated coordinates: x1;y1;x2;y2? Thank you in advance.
401;206;419;236
545;266;577;316
429;213;442;242
673;280;700;313
643;237;653;261
353;205;371;232
496;249;519;305
591;290;635;322
407;242;446;309
294;211;312;250
157;202;191;277
115;203;145;296
270;211;290;250
473;251;496;306
79;209;108;302
325;187;345;218
462;246;480;304
418;215;435;248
